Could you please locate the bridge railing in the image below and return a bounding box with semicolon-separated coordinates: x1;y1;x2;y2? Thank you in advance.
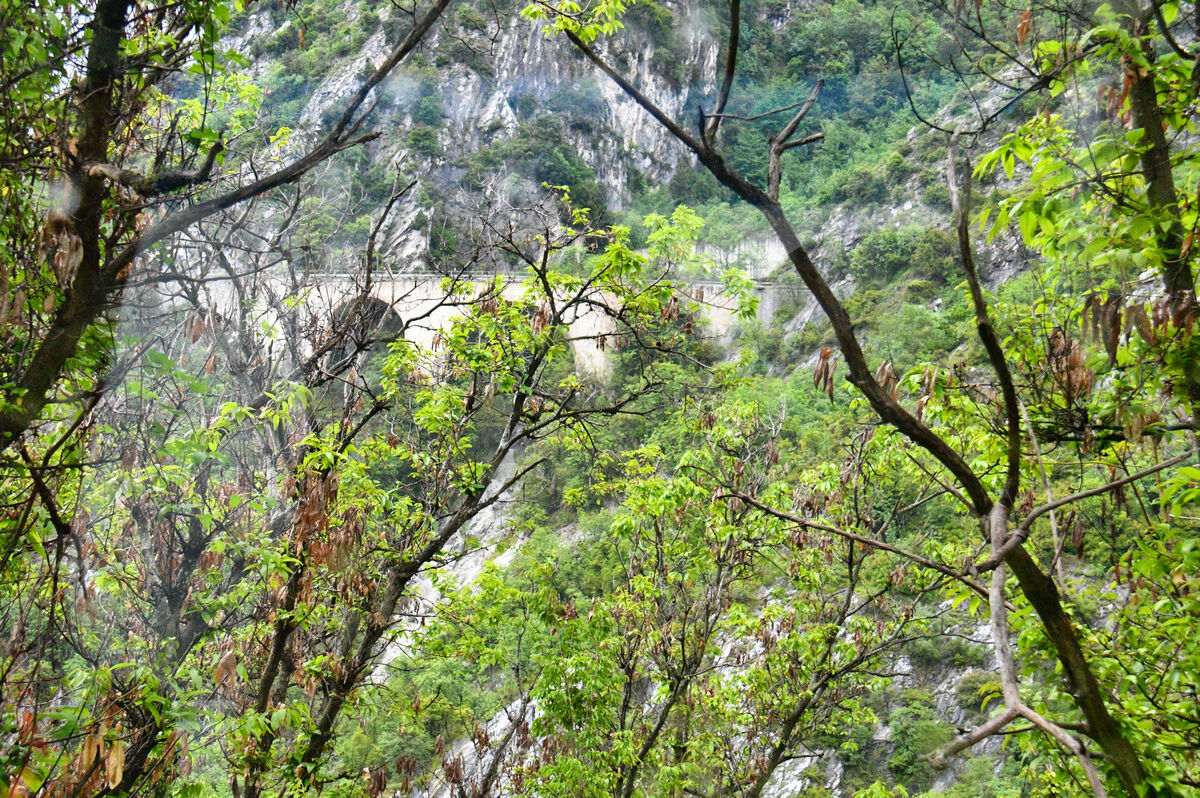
303;269;780;291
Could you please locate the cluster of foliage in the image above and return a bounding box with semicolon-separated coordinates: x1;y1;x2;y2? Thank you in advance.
1;174;728;798
5;0;1200;796
847;227;957;286
520;0;1200;793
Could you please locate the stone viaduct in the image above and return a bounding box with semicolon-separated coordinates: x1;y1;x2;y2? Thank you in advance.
208;270;789;372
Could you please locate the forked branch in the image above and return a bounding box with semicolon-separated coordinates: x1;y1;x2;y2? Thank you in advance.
703;0;741;146
729;492;998;604
946;131;1021;507
931;502;1107;797
767;79;824;200
972;446;1200;573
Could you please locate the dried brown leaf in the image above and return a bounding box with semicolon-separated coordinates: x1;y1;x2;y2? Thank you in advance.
1016;7;1032;45
214;650;237;694
105;736;124;787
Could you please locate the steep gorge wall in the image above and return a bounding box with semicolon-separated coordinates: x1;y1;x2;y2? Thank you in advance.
229;0;725;263
225;0;1033;349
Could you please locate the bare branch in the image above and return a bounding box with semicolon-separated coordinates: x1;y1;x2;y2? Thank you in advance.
970;447;1199;574
767;79;823;200
703;99;816;123
703;0;740;145
1023;446;1198;531
779;132;824;152
729;492;998;604
947;131;1021;507
929;707;1018;768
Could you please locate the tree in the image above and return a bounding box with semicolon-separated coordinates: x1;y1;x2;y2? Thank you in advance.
0;181;730;798
398;389;964;798
1;0;465;789
897;0;1199;418
521;0;1199;792
0;0;466;452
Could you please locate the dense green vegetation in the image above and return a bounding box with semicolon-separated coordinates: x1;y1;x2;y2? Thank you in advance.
3;0;1200;797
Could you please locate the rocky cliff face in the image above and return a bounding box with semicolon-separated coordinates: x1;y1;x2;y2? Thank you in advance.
230;0;725;264
231;0;1028;285
425;16;720;200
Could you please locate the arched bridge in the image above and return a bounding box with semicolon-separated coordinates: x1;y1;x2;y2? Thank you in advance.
208;270;788;373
